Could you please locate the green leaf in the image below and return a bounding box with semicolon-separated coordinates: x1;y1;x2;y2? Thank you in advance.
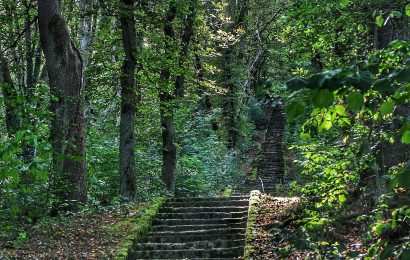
338;194;347;203
391;66;410;83
399;124;410;142
300;132;311;141
338;0;350;8
343;71;373;91
380;246;394;259
391;161;410;189
335;105;346;116
308;69;342;90
380;101;395;115
285;100;305;120
406;4;410;17
312;89;334;108
374;222;391;236
320;120;332;131
346;92;364;111
401;130;410;144
265;78;274;88
376;15;384;27
256;85;268;98
391;11;402;18
286;77;309;91
388;40;408;49
373;78;393;95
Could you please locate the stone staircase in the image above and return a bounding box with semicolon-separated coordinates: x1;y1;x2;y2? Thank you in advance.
234;177;277;195
128;196;250;259
237;101;286;195
257;102;285;183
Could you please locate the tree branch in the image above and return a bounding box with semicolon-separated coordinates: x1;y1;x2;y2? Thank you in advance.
3;15;38;53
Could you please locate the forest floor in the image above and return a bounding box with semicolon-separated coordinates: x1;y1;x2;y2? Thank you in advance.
249;194;368;259
0;203;147;259
0;195;371;259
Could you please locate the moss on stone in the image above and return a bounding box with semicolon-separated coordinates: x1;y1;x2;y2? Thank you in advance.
113;197;164;260
244;190;261;260
222;186;234;197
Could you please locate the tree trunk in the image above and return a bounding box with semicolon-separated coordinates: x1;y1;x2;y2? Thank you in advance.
195;53;212;113
22;0;36;162
80;0;94;129
159;2;196;193
221;0;248;149
119;0;137;201
79;0;93;69
159;91;176;193
174;4;196;98
222;46;240;149
0;49;21;136
373;6;410;196
159;5;177;193
38;0;87;211
374;11;410;50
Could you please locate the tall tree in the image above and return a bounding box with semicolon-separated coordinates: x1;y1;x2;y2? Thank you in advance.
159;1;196;193
0;48;21;136
38;0;87;210
79;0;93;69
221;0;248;149
22;0;37;163
119;0;137;201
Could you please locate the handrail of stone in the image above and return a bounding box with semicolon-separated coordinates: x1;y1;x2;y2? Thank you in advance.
244;190;261;260
114;197;165;260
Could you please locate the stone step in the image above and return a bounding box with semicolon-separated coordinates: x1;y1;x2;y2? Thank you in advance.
134;239;245;251
152;217;247;226
149;228;246;237
235;191;275;195
143;233;245;243
265;135;283;139
235;187;276;191
159;206;249;213
165;200;249;207
260;153;283;157
258;167;284;171
130;246;244;259
167;196;249;202
156;211;248;220
242;179;277;184
152;223;246;232
128;196;249;259
259;159;284;163
136;259;239;260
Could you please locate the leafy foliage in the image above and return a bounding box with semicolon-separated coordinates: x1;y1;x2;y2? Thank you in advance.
284;33;409;260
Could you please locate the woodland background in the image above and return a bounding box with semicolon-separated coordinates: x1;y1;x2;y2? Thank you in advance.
0;0;409;258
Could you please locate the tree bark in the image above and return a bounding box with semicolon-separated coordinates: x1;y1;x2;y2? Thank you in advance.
119;0;137;201
159;91;177;193
222;46;240;149
174;4;196;98
374;8;410;179
374;10;410;50
79;0;93;69
38;0;87;210
221;0;248;149
0;49;21;136
22;0;36;162
159;2;196;193
159;4;177;193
